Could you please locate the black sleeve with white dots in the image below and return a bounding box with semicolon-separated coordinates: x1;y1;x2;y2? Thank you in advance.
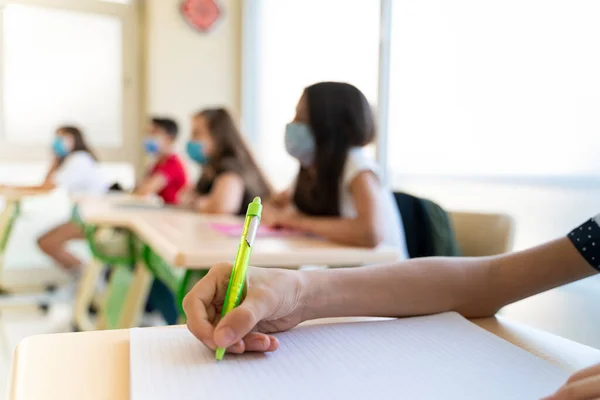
568;216;600;271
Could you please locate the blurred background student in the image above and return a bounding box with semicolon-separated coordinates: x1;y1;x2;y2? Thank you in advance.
145;107;274;326
265;82;407;258
130;117;187;325
134;117;187;204
2;126;110;278
181;108;272;214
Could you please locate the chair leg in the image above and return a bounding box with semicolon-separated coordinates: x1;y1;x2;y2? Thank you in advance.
0;200;18;286
116;261;153;329
0;312;11;360
73;259;104;332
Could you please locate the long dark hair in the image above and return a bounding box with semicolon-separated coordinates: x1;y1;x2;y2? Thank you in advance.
293;82;375;216
195;108;272;199
56;126;98;166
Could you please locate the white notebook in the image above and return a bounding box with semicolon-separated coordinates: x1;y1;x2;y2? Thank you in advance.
130;312;569;400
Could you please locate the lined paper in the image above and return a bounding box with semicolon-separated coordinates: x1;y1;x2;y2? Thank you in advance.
130;312;569;400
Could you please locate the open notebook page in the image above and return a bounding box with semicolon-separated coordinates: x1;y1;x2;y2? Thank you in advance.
130;312;569;400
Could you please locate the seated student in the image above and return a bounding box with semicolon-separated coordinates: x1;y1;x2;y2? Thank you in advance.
264;82;407;256
180;108;272;214
132;117;187;324
24;126;108;276
135;117;187;204
184;216;600;399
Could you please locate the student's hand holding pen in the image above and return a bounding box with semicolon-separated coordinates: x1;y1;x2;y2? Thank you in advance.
183;263;307;354
184;230;600;398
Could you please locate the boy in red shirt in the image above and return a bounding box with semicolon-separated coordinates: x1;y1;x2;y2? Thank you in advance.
134;117;187;324
135;117;187;204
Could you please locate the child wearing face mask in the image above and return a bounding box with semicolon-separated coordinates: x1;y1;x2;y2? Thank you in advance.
1;126;110;277
180;108;272;214
134;117;187;204
265;82;408;258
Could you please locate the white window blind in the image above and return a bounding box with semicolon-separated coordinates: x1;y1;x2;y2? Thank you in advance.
246;0;380;188
1;4;123;147
387;0;600;179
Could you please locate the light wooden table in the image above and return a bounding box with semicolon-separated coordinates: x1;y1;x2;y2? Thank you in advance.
73;195;173;331
8;316;600;400
78;197;400;268
0;188;52;201
75;197;401;330
0;188;65;292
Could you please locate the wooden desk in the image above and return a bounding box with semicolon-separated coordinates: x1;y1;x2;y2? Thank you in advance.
78;198;400;268
75;197;400;330
0;187;52;202
74;196;170;331
74;194;162;229
9;316;600;400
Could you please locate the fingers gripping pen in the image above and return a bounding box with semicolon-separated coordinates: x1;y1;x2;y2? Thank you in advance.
215;197;262;360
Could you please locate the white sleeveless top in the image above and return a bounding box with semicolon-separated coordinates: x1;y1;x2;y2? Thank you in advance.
340;147;408;259
53;151;109;195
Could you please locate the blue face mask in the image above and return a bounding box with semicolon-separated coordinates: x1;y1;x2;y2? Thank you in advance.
186;141;208;165
143;138;160;155
285;123;315;167
52;137;70;158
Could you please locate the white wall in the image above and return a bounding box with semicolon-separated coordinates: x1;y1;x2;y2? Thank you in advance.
145;0;241;150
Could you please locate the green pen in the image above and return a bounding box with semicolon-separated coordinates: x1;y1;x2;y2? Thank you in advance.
215;196;262;360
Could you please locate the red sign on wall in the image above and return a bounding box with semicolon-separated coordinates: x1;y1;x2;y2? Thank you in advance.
181;0;221;33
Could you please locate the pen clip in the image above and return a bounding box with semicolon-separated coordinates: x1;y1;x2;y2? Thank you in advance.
245;216;259;247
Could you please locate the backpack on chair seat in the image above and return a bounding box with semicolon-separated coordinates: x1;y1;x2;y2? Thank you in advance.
393;192;461;258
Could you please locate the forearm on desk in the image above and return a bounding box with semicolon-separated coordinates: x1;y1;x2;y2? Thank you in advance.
134;174;166;197
483;237;595;310
194;196;230;214
3;183;55;191
4;164;57;191
300;256;488;321
293;216;383;248
299;238;596;321
268;190;291;208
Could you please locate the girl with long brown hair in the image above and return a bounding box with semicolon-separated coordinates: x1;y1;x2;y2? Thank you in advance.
181;108;272;214
264;82;407;256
